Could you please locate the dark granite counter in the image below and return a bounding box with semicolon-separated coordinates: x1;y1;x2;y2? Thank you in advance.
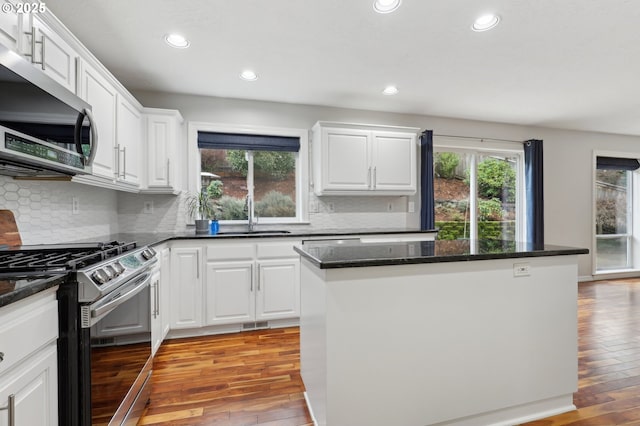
68;228;438;248
294;239;589;269
0;274;66;308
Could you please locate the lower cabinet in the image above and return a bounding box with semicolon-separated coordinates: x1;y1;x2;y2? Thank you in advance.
169;245;202;329
0;345;58;426
0;288;58;426
205;258;300;326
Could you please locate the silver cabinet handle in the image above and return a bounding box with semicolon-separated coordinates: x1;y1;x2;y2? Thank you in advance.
367;166;372;188
40;31;45;70
166;158;170;185
250;264;253;292
121;146;126;178
0;394;15;426
257;266;261;291
24;27;43;69
196;255;199;279
373;166;377;189
113;145;120;178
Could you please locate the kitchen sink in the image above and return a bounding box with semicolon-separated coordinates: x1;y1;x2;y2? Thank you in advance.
216;230;292;236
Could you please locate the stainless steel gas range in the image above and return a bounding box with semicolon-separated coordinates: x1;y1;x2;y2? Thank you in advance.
0;241;157;426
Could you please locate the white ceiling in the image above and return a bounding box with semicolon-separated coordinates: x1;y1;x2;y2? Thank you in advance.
46;0;640;136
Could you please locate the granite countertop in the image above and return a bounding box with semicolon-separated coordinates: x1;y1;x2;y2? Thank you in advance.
294;239;589;269
0;228;437;307
69;228;439;248
0;274;66;308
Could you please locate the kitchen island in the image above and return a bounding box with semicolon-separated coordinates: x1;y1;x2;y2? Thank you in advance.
295;239;588;426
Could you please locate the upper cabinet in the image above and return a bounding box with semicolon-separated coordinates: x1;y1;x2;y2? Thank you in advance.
26;14;78;93
77;60;118;180
76;60;143;190
0;0;23;51
116;95;142;186
142;108;184;193
312;122;418;196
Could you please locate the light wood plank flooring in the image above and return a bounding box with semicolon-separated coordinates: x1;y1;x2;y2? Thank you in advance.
140;278;640;425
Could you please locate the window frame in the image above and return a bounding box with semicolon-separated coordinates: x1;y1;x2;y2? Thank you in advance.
592;150;640;275
433;136;525;242
188;122;309;224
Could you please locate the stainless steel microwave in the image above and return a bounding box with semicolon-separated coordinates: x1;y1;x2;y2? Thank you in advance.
0;42;97;177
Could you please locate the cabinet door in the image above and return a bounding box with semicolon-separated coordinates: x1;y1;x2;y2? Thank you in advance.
30;16;77;93
256;259;300;321
205;262;255;325
78;61;117;179
0;1;22;52
116;95;142;186
170;247;202;329
0;345;58;426
321;127;371;191
146;114;172;188
371;131;417;193
160;247;171;338
150;270;162;356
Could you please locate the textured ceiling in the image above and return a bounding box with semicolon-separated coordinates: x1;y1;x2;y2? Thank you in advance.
46;0;640;136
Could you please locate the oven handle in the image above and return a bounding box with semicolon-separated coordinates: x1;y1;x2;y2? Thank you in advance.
91;272;151;320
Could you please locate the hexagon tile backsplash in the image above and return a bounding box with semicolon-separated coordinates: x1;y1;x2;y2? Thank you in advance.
0;176;118;244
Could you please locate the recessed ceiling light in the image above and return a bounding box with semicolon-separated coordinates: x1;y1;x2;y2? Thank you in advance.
240;70;258;81
373;0;401;14
383;85;399;95
472;13;500;32
165;33;190;48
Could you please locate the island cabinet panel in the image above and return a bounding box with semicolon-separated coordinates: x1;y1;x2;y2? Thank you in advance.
300;255;579;426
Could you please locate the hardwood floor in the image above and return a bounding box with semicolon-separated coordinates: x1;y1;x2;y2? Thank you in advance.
140;278;640;425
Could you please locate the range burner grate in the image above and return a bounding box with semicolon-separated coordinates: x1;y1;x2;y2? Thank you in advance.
0;241;137;273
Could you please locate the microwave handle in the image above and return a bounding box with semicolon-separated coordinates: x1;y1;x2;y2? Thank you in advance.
75;108;99;167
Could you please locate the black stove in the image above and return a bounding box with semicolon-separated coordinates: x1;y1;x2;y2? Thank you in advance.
0;240;158;426
0;241;137;275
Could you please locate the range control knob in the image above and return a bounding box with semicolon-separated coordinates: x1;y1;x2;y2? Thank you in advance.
141;249;155;260
112;261;125;275
104;265;117;278
91;269;109;285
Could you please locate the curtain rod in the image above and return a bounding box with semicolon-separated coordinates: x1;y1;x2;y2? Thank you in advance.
432;133;524;144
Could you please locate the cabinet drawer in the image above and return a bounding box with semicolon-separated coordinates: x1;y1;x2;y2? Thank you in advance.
256;242;299;259
207;243;254;261
0;290;58;375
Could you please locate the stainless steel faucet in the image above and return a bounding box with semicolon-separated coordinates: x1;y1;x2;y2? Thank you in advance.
246;195;254;231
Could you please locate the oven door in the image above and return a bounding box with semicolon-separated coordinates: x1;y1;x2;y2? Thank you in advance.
80;272;153;426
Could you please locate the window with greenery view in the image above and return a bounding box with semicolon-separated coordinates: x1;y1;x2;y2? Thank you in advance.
434;149;520;241
200;148;297;221
595;167;633;271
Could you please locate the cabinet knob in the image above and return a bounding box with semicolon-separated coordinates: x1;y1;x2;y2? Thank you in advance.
0;352;4;362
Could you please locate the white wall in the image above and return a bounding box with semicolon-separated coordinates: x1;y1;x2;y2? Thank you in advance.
134;90;640;279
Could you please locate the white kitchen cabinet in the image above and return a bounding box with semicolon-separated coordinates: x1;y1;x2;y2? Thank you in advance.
116;95;142;187
78;60;117;180
143;109;183;193
160;246;171;341
0;0;23;52
204;241;300;326
256;259;300;320
205;261;254;325
312;122;418;195
24;15;78;93
150;269;162;356
170;246;202;329
0;288;58;426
